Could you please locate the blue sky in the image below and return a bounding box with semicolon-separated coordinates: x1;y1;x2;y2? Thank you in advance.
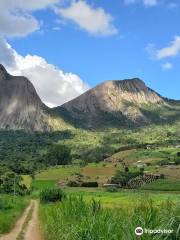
0;0;179;106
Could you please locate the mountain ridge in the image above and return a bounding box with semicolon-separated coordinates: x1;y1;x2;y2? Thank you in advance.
56;78;179;129
0;64;179;131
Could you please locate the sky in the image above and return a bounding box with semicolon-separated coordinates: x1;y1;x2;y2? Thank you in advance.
0;0;179;107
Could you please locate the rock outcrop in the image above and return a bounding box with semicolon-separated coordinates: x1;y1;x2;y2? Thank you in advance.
0;64;179;131
0;64;50;131
56;78;169;128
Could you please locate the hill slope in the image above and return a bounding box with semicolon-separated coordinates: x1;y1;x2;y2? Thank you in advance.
56;79;180;129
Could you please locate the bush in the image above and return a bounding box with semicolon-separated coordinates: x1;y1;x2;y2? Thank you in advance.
81;182;98;188
67;180;81;187
0;198;12;210
160;174;165;179
111;171;140;187
106;187;118;192
40;188;65;203
159;159;170;166
175;158;180;165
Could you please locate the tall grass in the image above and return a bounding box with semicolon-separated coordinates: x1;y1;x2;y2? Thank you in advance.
40;195;180;240
40;188;65;203
0;195;28;234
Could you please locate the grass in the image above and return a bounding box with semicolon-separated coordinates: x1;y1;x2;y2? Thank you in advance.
32;180;56;190
36;166;80;181
141;179;180;191
31;180;56;198
35;163;121;185
40;195;180;240
0;195;29;234
64;187;180;208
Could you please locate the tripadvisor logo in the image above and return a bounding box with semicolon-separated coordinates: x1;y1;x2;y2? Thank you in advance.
135;227;144;236
135;227;174;236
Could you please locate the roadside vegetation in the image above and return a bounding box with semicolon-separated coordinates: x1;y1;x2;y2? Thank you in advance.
0;195;29;234
40;194;180;240
141;179;180;191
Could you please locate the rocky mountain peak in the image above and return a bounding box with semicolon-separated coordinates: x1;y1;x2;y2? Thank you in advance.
0;64;9;81
0;64;51;131
57;78;167;128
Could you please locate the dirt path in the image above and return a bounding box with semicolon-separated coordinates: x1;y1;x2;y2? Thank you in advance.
24;200;42;240
0;200;42;240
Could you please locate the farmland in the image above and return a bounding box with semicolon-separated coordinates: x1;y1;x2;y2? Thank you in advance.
0;125;180;239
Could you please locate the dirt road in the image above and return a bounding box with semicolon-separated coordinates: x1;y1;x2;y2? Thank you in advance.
0;200;42;240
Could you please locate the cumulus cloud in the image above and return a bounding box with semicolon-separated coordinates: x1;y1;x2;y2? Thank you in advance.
125;0;157;7
147;36;180;60
162;62;173;70
0;0;59;37
57;0;118;36
156;36;180;59
0;39;89;107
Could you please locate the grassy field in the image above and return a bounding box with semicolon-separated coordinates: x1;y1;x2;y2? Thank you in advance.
32;177;180;208
35;163;122;184
141;179;180;191
0;195;29;234
64;187;180;207
36;166;80;181
40;195;180;240
34;154;180;207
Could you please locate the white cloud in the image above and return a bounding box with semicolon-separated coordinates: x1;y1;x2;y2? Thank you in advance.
125;0;157;7
57;1;118;36
147;36;180;60
0;0;59;37
0;38;16;67
162;62;173;70
156;36;180;59
0;39;89;107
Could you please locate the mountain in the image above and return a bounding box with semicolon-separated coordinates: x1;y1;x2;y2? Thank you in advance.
0;64;179;131
0;64;71;131
56;79;180;129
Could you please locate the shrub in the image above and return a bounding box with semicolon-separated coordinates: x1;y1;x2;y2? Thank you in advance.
177;152;180;157
175;158;180;165
106;186;118;192
0;197;12;210
111;171;140;187
40;188;65;203
160;174;165;179
67;180;81;187
159;159;170;166
81;182;98;187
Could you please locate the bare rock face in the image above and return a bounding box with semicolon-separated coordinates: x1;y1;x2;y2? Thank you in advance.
0;64;50;131
0;64;178;131
57;78;167;128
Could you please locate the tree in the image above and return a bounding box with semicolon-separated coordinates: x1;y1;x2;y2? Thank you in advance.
46;144;72;165
111;170;140;187
0;169;28;195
